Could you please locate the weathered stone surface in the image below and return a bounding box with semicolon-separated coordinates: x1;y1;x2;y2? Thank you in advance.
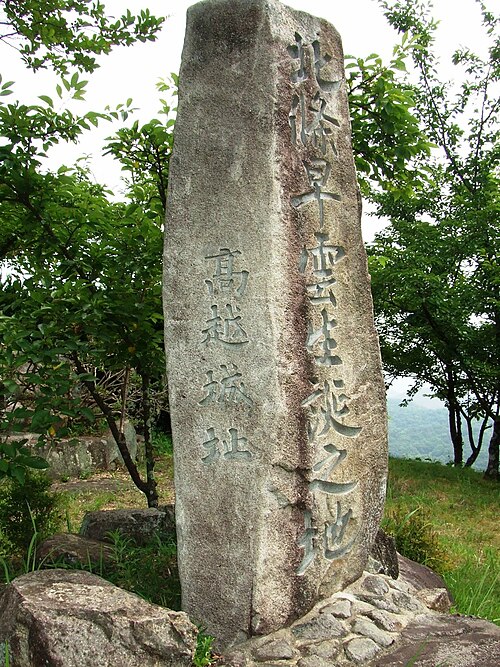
297;656;331;667
163;0;387;647
364;608;403;633
291;613;347;642
0;569;197;666
370;529;398;579
37;533;114;567
344;637;381;663
80;507;176;546
416;587;453;612
253;637;295;661
320;598;352;618
352;617;395;647
390;590;426;613
219;570;500;667
371;614;500;667
397;554;451;595
8;421;139;480
362;574;390;596
304;639;341;659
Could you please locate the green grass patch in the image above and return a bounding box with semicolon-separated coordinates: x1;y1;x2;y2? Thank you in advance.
385;457;500;624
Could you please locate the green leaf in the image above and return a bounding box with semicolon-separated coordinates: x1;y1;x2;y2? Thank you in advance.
38;95;54;107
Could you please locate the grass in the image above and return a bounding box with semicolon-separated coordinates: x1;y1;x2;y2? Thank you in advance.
384;457;500;624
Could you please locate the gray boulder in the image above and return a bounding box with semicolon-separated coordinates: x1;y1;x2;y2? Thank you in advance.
0;569;197;666
37;533;114;568
372;613;500;666
80;506;176;546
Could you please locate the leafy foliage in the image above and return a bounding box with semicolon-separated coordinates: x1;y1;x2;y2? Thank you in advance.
0;0;164;74
347;34;432;197
0;471;63;557
368;0;500;477
0;2;171;503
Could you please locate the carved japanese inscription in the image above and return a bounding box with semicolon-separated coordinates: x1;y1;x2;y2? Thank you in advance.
288;30;363;574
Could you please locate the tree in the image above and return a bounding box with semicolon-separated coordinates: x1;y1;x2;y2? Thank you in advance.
0;1;172;503
367;0;499;479
0;0;163;74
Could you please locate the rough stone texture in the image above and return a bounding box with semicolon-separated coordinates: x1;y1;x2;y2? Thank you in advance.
219;569;500;667
369;529;399;579
352;617;395;647
415;587;453;613
291;614;347;642
163;0;387;647
397;554;451;594
344;637;381;663
253;638;295;660
8;420;138;480
0;569;197;666
37;533;114;568
361;574;390;596
80;507;176;546
371;614;500;667
320;599;352;618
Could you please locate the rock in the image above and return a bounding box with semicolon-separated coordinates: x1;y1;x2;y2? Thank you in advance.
416;587;453;613
352;616;395;647
397;554;451;596
291;614;348;642
297;656;331;667
391;590;427;613
364;608;404;633
344;637;381;663
37;533;114;568
9;420;140;480
0;569;197;666
104;420;140;468
368;597;401;614
304;639;341;659
163;0;388;647
80;506;176;546
362;574;390;596
370;529;399;579
221;650;249;667
371;613;500;666
253;637;295;661
320;599;352;619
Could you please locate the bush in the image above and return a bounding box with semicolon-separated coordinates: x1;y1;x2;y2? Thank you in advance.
0;471;64;558
382;505;451;574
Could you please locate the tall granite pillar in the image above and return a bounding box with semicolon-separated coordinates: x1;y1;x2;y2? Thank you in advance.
163;0;388;648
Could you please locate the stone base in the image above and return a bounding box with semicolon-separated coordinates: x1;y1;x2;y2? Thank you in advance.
221;570;500;667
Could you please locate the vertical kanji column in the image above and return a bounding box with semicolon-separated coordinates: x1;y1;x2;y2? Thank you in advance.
163;0;387;649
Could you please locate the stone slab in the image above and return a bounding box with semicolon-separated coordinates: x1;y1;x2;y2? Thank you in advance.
163;0;387;647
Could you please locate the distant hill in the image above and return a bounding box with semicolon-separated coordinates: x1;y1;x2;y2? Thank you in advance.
387;396;490;471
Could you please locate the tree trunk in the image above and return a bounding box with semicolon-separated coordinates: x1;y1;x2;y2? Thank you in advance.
141;372;158;508
484;416;499;481
445;369;463;466
72;354;154;505
464;413;488;468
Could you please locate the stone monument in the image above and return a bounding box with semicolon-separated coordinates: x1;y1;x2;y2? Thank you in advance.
163;0;388;649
